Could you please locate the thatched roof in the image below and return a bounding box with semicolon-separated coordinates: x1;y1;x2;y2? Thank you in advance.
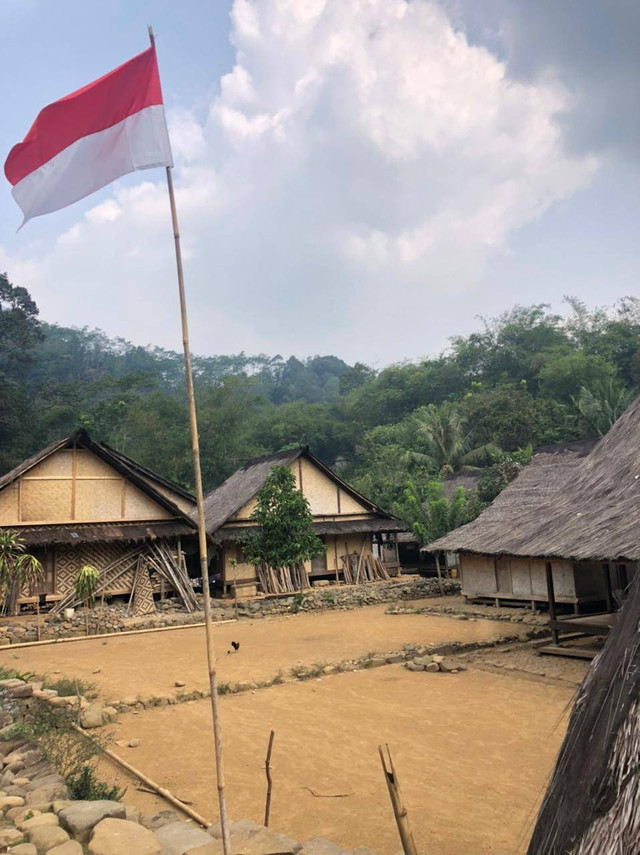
12;520;194;546
198;447;403;535
0;430;197;540
526;568;640;853
430;395;640;561
428;438;596;558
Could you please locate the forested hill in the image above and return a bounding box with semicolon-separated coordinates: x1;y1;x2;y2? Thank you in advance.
1;271;639;543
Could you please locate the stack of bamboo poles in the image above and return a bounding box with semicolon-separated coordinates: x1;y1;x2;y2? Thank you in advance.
341;550;390;585
51;540;197;614
256;563;311;595
145;542;198;612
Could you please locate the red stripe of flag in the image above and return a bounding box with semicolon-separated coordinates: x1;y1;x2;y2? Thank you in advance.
5;47;164;186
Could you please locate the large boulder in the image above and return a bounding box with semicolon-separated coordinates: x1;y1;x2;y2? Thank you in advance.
48;843;84;855
89;818;162;855
154;820;214;854
28;824;71;852
59;800;126;844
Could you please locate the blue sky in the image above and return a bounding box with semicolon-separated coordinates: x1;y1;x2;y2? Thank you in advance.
1;1;638;365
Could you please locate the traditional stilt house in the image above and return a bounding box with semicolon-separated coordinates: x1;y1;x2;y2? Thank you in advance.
0;430;198;613
198;447;406;596
428;396;640;654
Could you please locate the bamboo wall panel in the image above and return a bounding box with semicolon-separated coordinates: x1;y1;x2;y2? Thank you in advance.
75;479;122;520
76;450;115;477
0;484;19;525
124;483;172;520
55;542;134;595
28;451;73;478
298;458;340;515
21;479;72;522
137;477;195;514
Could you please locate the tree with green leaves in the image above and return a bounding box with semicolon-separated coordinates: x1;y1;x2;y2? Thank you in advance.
0;531;43;616
75;564;100;635
411;402;501;475
574;379;636;437
241;465;324;593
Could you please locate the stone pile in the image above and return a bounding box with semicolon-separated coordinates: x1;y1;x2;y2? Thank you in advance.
404;653;467;674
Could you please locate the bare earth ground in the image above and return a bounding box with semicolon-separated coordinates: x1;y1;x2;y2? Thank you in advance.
103;667;572;855
0;601;586;854
4;602;531;700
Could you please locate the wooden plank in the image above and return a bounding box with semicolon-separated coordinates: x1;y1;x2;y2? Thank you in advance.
71;445;77;521
537;645;597;660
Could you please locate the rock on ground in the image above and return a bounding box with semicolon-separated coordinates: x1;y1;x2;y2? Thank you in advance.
154;820;214;854
89;818;162;855
299;839;350;855
59;800;126;844
28;823;70;851
48;842;84;855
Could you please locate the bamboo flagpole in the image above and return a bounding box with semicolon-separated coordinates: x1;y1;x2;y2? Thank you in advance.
148;26;231;854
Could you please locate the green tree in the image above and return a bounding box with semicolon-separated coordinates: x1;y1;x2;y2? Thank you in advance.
241;466;324;591
574;378;636;437
412;402;500;474
0;531;43;616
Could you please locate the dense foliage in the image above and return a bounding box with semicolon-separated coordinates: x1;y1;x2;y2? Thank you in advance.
1;270;638;542
241;466;324;572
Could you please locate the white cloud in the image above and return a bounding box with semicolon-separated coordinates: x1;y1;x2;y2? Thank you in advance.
0;0;597;363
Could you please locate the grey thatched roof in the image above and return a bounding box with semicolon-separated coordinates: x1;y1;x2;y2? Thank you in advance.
527;568;640;853
430;396;640;561
198;447;402;535
14;520;195;546
428;439;595;558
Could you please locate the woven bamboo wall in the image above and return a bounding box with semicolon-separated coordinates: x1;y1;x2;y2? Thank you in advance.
55;542;135;595
0;446;175;525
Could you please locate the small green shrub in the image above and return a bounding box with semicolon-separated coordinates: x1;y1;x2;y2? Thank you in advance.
42;676;97;699
68;765;125;802
271;670;285;685
217;682;232;695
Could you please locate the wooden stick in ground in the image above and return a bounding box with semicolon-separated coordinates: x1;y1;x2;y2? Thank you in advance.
378;744;418;855
435;552;444;596
264;729;275;827
149;25;230;854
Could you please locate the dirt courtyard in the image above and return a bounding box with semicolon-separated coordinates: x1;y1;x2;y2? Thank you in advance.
1;603;579;853
4;602;531;700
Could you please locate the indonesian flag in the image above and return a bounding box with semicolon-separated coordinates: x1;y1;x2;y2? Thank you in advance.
4;46;173;226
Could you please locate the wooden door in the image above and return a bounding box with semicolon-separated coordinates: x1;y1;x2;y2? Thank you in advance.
29;547;56;596
495;558;512;593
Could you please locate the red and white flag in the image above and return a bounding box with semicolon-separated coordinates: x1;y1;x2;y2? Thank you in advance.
4;46;173;226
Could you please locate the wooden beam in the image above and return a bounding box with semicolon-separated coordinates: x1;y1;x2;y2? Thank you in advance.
545;561;559;645
71;444;77;521
603;562;613;612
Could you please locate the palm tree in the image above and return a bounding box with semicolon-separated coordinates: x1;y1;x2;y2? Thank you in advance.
574;379;636;437
411;403;501;475
0;531;44;617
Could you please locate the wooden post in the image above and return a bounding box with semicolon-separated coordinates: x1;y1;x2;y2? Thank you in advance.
378;744;418;855
545;561;559;645
149;25;230;855
603;562;613;613
264;729;275;827
435;552;444;596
